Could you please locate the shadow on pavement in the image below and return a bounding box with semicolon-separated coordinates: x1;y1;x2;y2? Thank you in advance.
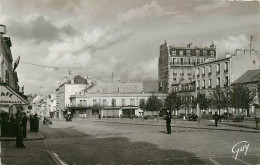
41;125;210;165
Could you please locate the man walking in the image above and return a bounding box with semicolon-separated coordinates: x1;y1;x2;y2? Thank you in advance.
165;110;172;134
213;112;219;127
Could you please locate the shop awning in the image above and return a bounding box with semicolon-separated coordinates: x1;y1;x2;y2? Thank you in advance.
0;84;28;113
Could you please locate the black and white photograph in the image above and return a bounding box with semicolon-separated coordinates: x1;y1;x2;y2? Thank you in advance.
0;0;260;164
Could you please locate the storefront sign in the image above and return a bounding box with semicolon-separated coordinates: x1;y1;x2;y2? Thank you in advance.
0;85;28;107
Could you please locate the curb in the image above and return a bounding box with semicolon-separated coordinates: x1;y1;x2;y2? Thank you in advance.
92;120;260;133
0;132;45;141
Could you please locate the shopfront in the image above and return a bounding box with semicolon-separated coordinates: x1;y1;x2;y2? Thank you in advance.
0;84;28;137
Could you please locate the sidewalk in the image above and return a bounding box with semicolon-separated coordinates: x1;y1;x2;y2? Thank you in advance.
91;118;260;133
1;124;55;165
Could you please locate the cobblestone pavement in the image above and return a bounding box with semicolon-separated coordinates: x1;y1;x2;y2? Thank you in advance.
36;119;260;165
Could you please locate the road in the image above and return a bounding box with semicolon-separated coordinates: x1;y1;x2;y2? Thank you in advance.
39;119;260;165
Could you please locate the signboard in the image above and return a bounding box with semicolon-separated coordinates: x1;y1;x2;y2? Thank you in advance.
0;84;28;113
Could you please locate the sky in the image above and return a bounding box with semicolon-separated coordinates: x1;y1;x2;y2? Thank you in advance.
0;0;260;95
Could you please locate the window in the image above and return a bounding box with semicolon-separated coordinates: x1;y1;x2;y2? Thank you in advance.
196;50;200;56
225;76;228;86
130;99;135;106
93;99;97;105
179;50;183;56
225;62;228;71
203;50;207;56
103;99;107;106
172;49;176;55
217;78;220;86
209;79;212;87
202;67;205;74
112;98;116;106
210;51;214;56
201;58;204;63
83;100;86;105
181;58;183;65
197;58;200;64
80;100;82;104
217;64;220;72
202;80;205;88
122;99;126;106
188;58;191;64
209;65;212;73
186;50;191;56
197;80;200;87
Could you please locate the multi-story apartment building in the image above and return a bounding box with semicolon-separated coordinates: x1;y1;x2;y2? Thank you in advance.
195;50;260;96
55;75;92;119
159;41;216;93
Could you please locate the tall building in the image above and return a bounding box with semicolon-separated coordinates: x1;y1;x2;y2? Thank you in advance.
158;41;216;93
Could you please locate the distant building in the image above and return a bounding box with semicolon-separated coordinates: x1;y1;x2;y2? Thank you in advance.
55;75;92;119
69;81;167;118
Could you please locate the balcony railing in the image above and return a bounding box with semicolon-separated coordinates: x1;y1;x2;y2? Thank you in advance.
208;72;212;76
208;86;212;88
173;73;177;76
187;73;192;76
170;62;193;66
202;73;205;77
216;71;220;75
180;73;184;76
202;86;205;89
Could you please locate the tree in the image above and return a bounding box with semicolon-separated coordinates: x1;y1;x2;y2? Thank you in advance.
165;91;182;123
212;87;225;115
146;95;162;119
139;99;146;118
92;103;102;118
196;93;211;124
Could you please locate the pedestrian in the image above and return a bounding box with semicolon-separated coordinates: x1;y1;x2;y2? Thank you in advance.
22;113;27;138
165;110;172;134
213;112;219;127
9;115;16;137
33;114;39;132
15;113;26;148
30;115;34;131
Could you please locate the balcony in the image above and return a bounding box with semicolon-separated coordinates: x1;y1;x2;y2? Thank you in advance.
187;73;192;76
216;71;220;75
180;73;184;76
208;72;212;76
202;86;205;89
170;62;193;66
202;73;205;77
173;73;177;76
208;86;212;88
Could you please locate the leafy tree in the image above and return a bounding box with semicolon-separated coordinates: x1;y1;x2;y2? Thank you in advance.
165;91;182;122
212;87;225;115
146;95;162;118
139;99;146;116
92;102;102;117
195;93;211;124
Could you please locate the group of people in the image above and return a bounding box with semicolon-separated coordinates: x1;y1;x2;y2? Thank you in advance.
30;114;39;132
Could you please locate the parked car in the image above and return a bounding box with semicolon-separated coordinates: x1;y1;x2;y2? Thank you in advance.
188;114;198;121
43;117;52;124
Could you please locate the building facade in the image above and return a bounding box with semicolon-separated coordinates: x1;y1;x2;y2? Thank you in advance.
69;81;167;118
55;75;92;119
158;41;216;93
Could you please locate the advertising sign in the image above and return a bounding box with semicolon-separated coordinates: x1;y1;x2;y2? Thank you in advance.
0;85;28;108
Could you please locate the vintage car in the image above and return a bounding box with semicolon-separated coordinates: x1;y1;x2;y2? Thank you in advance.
43;117;52;124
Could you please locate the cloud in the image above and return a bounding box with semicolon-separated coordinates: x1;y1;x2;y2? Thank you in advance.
13;0;82;13
45;25;132;69
204;35;250;58
193;2;230;12
0;14;78;43
117;1;178;22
